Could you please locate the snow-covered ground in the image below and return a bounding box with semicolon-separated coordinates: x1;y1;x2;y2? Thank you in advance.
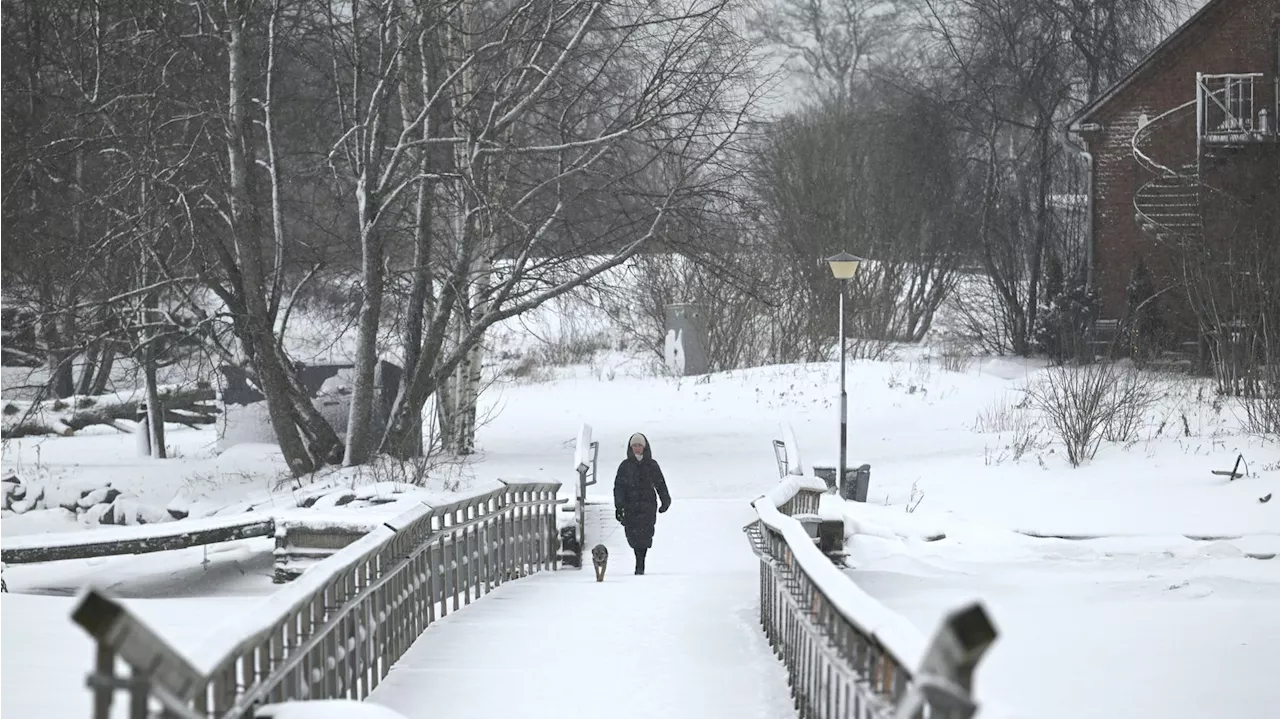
3;334;1279;717
850;533;1280;719
0;540;276;719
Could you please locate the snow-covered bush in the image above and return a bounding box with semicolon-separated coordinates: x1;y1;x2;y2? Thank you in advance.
1024;362;1159;466
1034;258;1098;365
972;392;1027;434
1239;366;1280;442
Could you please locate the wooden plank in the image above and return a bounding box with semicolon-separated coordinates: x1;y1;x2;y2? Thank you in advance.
2;516;274;564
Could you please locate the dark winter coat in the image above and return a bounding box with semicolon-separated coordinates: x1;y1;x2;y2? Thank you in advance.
613;433;671;549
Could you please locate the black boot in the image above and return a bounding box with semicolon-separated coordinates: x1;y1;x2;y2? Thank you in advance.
635;548;647;575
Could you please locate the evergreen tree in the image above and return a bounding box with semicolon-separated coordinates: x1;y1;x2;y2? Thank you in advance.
1125;259;1166;363
1035;256;1099;364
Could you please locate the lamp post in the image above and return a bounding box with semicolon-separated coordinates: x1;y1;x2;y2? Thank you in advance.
825;252;864;494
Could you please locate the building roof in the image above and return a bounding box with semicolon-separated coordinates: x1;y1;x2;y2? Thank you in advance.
1067;0;1227;132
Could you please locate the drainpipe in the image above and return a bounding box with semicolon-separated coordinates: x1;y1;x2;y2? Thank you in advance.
1064;123;1101;291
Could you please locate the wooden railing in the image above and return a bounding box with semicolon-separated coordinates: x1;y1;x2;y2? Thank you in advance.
746;476;997;719
558;422;600;567
71;480;562;719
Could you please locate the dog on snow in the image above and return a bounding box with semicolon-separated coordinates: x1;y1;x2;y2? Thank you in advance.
591;543;609;582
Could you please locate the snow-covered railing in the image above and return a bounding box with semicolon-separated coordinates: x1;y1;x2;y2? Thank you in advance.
71;480;562;719
746;476;996;719
558;423;599;567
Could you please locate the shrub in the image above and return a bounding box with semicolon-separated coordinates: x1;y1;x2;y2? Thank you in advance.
1034;256;1099;364
1025;362;1159;466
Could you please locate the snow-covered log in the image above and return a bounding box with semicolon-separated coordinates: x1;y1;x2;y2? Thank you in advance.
1;386;218;438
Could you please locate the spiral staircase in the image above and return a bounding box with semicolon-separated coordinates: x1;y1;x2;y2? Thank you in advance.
1130;98;1204;244
1130;73;1276;244
1126;73;1277;375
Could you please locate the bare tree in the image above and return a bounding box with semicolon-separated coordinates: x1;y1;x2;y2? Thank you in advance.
593;186;783;373
364;0;768;457
913;0;1185;355
751;94;967;357
3;0;767;470
747;0;909;103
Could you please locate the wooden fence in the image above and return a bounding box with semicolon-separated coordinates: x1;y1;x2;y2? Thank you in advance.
71;480;562;719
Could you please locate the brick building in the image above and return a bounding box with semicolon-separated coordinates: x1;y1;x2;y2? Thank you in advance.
1067;0;1280;344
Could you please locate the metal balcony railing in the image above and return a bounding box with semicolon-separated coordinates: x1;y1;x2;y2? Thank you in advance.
1198;73;1274;143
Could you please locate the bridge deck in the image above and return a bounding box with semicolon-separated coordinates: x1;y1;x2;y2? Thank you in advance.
368;499;796;719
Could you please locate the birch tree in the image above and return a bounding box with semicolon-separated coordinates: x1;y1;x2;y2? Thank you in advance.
296;0;764;459
371;0;767;457
4;0;767;470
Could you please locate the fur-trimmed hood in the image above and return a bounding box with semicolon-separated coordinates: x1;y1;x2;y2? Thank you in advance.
625;432;652;461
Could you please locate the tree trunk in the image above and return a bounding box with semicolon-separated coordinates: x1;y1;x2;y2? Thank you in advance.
2;385;217;438
438;332;463;453
454;263;491;454
1024;121;1054;355
226;4;317;475
343;215;385;466
39;286;75;399
89;345;115;395
392;0;440;459
142;338;166;458
76;342;101;396
341;0;398;466
27;4;74;400
138;234;167;459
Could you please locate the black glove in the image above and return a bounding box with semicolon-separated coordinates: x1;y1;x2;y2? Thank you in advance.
615;507;626;523
659;501;670;514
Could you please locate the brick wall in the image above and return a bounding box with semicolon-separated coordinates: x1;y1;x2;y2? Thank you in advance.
1077;0;1280;336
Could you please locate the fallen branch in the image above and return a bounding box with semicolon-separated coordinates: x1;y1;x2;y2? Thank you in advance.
1;385;218;438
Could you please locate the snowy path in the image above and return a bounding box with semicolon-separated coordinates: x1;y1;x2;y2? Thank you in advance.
368;498;797;719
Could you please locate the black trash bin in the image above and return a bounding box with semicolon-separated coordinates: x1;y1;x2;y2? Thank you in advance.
839;464;871;503
812;466;838;491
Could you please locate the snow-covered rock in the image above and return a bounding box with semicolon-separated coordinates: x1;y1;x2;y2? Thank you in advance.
2;475;47;514
166;495;193;519
311;490;357;509
82;502;117;526
10;485;45;514
77;486;121;509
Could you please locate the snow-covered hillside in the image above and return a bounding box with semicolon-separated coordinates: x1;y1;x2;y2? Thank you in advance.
3;293;1278;718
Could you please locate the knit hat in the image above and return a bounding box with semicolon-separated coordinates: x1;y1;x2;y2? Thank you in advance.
629;433;647;447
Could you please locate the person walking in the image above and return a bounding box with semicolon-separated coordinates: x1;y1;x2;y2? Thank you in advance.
612;432;671;575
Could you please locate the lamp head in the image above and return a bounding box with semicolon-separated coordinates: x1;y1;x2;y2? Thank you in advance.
825;252;865;280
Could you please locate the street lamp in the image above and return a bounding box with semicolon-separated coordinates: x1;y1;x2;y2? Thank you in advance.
825;252;865;495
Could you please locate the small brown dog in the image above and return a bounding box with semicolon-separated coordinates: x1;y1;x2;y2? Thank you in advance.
591;543;609;582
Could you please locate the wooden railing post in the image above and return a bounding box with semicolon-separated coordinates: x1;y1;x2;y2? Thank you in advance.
91;644;115;719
